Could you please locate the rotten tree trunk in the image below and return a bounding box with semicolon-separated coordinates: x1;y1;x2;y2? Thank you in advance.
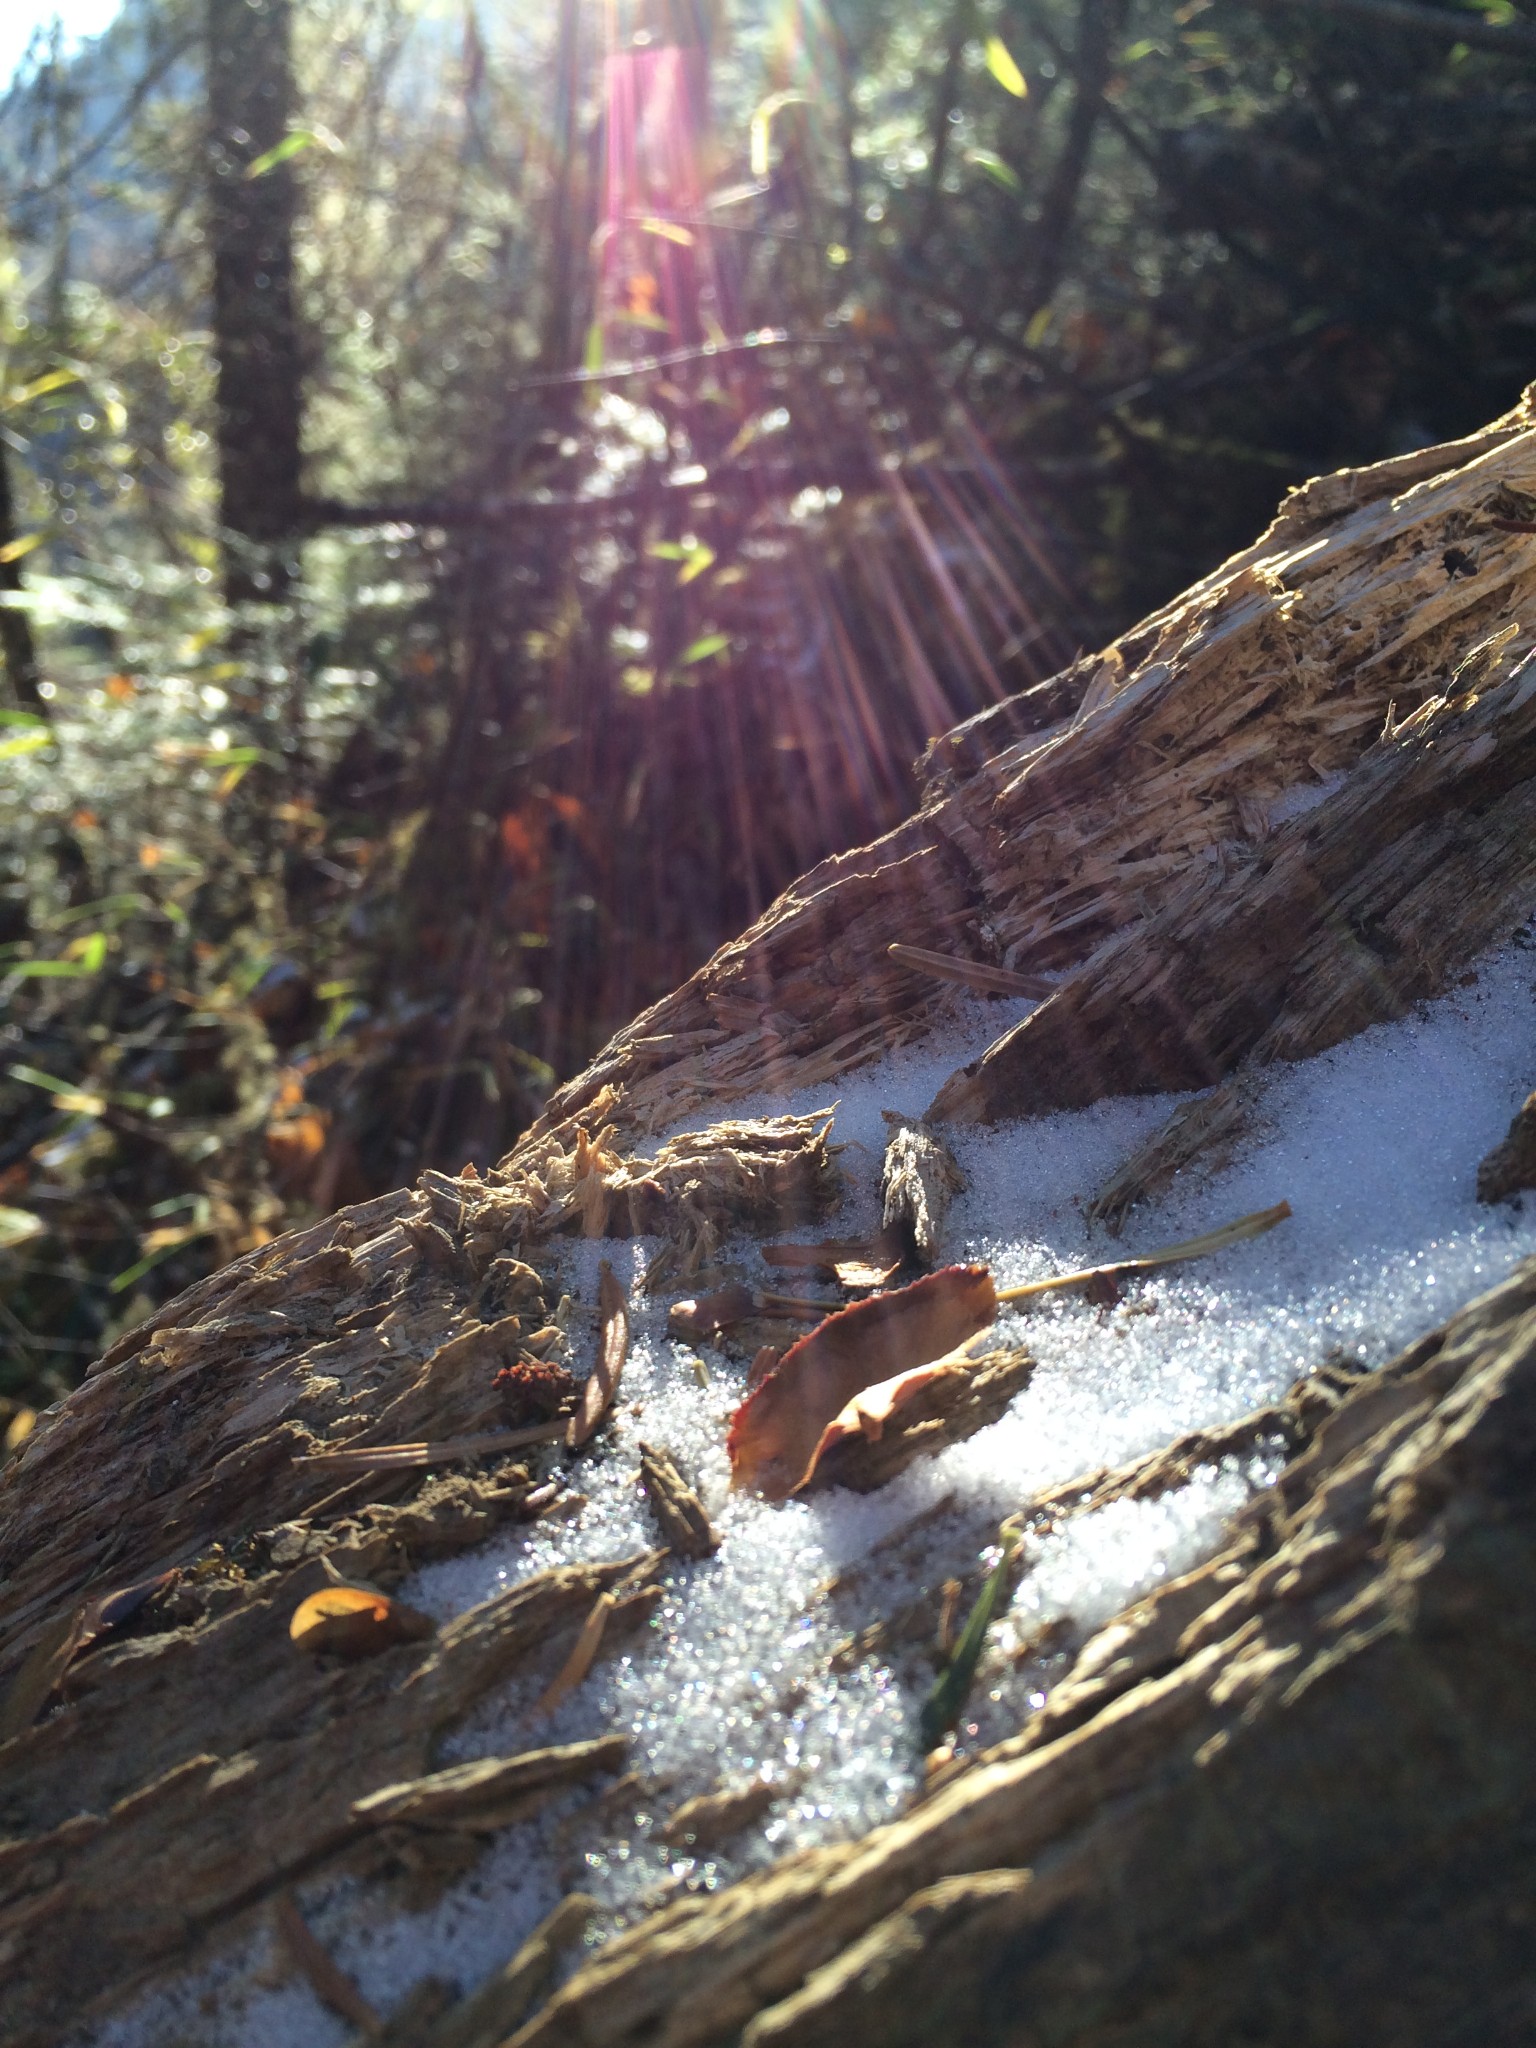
3;400;1536;2045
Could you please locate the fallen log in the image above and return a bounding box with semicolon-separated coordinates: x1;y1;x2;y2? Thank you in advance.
3;399;1536;2046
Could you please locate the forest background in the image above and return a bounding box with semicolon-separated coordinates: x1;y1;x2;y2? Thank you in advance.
1;0;1533;1447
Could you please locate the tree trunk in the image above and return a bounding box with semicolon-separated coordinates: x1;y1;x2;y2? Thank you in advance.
0;437;46;712
205;0;303;607
3;394;1536;2046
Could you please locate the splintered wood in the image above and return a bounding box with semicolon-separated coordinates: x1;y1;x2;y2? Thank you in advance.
526;391;1536;1145
5;402;1536;2048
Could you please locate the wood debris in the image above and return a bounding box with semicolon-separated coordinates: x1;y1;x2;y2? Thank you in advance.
274;1892;382;2038
417;1892;595;2048
530;1591;616;1721
727;1267;999;1499
351;1735;629;1833
568;1260;630;1449
659;1775;780;1849
296;1423;565;1474
637;1442;718;1559
886;942;1055;1000
880;1112;967;1266
1477;1088;1536;1203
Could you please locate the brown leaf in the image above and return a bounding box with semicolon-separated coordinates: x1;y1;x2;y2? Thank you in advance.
667;1283;834;1343
568;1260;630;1448
795;1360;976;1493
289;1585;436;1661
727;1265;999;1499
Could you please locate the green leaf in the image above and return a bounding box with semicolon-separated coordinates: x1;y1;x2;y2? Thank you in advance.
0;1205;45;1251
0;531;44;564
66;931;107;973
647;541;689;561
583;319;606;374
8;960;94;978
678;543;716;586
3;367;80;410
0;729;51;760
965;148;1022;193
8;1062;81;1095
0;709;44;727
919;1529;1020;1751
245;125;344;180
983;35;1028;97
678;632;730;666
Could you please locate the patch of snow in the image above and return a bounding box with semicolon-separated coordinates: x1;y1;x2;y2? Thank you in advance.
89;942;1536;2047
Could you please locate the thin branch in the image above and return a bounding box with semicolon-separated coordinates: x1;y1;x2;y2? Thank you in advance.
1235;0;1536;59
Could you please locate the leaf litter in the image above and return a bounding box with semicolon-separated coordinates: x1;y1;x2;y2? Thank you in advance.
92;945;1536;2048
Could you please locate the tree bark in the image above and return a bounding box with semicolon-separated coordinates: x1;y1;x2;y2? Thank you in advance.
0;437;45;712
205;0;303;606
4;399;1536;2045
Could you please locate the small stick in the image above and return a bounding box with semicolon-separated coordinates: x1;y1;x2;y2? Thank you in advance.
530;1591;614;1721
887;943;1055;1000
294;1422;565;1473
274;1893;382;2038
995;1201;1292;1306
568;1259;630;1448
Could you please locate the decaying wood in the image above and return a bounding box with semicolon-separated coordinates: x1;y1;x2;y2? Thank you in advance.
879;1113;966;1265
568;1261;630;1448
499;1256;1536;2048
928;652;1536;1122
5;405;1536;2045
659;1776;781;1849
0;1551;663;2044
1477;1087;1536;1203
1084;1073;1262;1230
638;1442;718;1559
352;1735;629;1833
527;388;1536;1144
419;1891;596;2048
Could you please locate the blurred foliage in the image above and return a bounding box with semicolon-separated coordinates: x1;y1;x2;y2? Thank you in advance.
1;0;1534;1440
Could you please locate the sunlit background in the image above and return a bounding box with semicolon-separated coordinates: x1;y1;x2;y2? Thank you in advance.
2;0;1535;1429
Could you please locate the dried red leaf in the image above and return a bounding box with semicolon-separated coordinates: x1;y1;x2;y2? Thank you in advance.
727;1265;998;1499
568;1260;629;1448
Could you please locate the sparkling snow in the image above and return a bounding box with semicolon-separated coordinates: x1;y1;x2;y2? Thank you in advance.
90;936;1536;2047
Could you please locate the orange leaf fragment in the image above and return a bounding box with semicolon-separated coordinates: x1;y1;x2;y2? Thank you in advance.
727;1265;998;1500
289;1585;435;1661
568;1260;630;1448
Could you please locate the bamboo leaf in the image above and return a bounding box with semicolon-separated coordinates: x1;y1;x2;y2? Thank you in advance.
0;728;51;759
0;1205;45;1251
678;631;730;666
964;148;1022;193
983;36;1028;97
920;1528;1020;1750
245;124;344;180
0;531;44;564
